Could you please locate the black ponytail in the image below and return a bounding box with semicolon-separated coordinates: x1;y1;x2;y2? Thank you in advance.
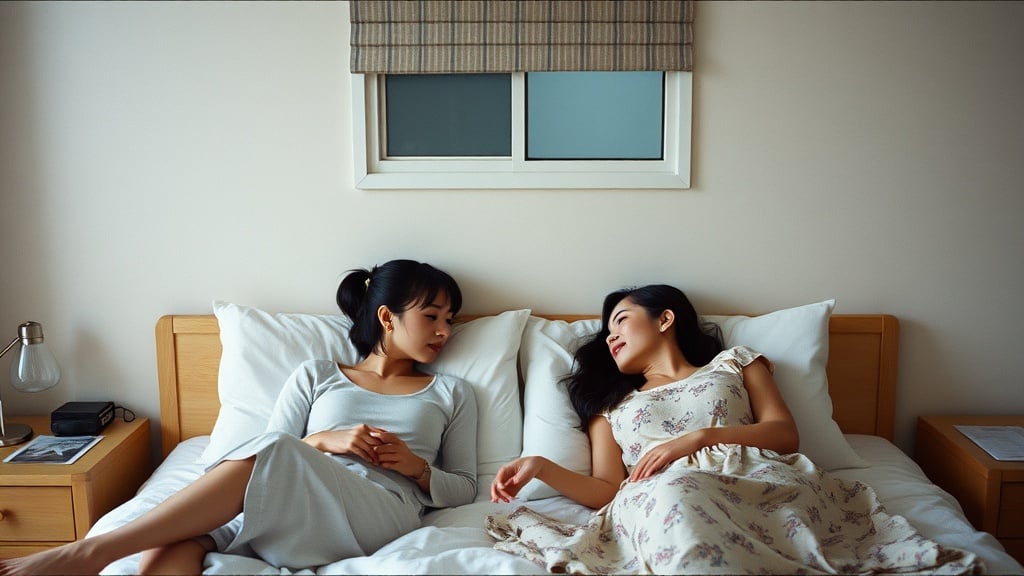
337;268;372;320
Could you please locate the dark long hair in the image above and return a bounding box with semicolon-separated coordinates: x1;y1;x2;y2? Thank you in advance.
336;259;462;357
565;284;723;427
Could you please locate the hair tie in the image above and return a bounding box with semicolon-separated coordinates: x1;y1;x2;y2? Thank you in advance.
364;277;371;289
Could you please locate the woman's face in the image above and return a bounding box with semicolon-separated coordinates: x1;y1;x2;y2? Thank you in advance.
388;293;454;364
605;297;663;374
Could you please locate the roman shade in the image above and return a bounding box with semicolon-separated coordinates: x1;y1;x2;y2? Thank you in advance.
350;0;693;74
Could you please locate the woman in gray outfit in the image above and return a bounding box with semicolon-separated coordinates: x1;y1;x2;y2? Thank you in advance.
1;259;477;576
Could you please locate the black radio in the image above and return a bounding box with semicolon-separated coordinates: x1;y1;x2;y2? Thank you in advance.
50;401;115;436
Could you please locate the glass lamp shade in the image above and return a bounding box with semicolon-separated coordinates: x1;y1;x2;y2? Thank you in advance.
0;321;60;445
10;322;61;392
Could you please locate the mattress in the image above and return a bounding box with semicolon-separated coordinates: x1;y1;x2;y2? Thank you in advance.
91;434;1024;575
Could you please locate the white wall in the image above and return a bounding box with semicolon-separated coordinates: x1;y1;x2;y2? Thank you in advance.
2;1;1022;457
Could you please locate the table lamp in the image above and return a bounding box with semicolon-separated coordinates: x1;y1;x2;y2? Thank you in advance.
0;321;61;445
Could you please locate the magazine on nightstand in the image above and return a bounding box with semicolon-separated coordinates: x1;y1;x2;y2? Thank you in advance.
955;425;1024;461
3;434;104;464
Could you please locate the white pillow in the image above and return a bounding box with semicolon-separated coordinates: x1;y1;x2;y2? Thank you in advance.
518;299;864;500
203;302;360;464
705;299;865;472
518;316;601;500
204;302;531;502
419;309;530;498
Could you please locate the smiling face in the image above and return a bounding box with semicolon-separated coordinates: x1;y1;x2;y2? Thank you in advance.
386;293;455;364
605;297;666;375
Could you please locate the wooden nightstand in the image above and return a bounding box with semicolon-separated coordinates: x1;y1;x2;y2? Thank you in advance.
916;415;1024;564
0;415;151;558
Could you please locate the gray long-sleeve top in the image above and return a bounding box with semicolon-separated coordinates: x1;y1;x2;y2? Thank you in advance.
266;359;478;509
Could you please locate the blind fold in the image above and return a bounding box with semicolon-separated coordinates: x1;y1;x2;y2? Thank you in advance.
350;0;693;74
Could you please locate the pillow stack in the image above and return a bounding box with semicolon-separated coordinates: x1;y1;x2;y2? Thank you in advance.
205;298;860;504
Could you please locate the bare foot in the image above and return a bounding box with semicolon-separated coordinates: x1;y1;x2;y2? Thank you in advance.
0;538;109;576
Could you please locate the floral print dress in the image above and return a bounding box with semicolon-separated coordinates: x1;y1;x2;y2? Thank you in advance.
486;346;981;574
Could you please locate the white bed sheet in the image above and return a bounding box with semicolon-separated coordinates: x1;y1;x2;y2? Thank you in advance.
91;435;1024;575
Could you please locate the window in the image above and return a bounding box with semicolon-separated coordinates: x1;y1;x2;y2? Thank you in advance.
384;74;512;157
352;71;692;189
526;71;664;160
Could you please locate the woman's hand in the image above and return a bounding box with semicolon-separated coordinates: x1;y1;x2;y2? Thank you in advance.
491;456;547;503
305;426;427;480
303;424;387;465
629;429;706;482
365;428;426;478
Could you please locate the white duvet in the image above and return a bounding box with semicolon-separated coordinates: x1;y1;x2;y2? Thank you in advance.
91;435;1023;575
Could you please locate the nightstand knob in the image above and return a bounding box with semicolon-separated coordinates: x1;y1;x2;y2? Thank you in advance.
0;510;5;521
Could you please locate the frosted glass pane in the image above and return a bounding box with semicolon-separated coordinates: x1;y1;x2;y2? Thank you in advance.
386;74;511;157
527;72;663;160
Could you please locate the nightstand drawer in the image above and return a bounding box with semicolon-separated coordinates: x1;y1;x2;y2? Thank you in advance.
0;487;75;542
999;482;1024;537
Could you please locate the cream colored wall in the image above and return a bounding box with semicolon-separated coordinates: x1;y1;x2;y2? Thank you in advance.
1;1;1022;455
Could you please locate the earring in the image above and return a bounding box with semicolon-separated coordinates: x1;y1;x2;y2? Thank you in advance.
385;323;393;333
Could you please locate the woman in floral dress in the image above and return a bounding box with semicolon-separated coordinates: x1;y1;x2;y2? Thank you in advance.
487;285;980;574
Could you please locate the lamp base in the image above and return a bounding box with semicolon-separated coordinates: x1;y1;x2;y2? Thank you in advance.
0;423;33;446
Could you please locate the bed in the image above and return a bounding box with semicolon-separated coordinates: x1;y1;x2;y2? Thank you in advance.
88;301;1024;574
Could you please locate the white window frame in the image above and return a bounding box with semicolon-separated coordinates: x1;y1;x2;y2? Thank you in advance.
351;72;691;190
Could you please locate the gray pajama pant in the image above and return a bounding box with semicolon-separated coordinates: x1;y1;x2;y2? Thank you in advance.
207;432;422;570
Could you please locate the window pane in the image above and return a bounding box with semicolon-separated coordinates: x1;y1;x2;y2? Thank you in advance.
526;71;663;160
385;74;511;157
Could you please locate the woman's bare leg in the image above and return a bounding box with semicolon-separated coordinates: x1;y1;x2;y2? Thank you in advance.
0;458;254;576
138;535;215;576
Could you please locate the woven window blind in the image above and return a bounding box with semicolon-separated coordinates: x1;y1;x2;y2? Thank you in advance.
350;0;693;74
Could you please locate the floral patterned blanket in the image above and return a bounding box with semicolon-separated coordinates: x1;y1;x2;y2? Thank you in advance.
486;445;982;574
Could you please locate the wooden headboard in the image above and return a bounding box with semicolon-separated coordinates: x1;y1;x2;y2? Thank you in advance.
155;314;899;460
